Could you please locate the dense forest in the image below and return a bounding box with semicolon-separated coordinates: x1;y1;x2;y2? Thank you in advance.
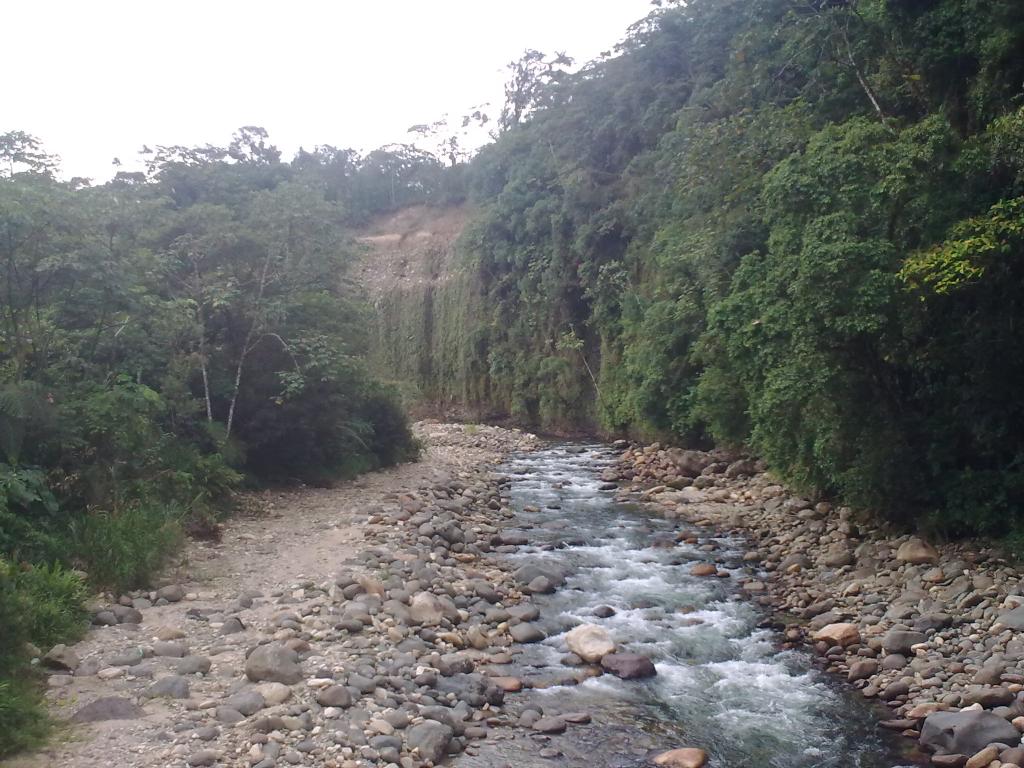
0;129;442;749
379;0;1024;539
4;0;1024;755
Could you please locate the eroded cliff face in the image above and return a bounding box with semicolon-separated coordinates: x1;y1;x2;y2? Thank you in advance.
356;205;492;417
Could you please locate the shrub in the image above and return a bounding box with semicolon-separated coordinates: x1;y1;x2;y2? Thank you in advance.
0;679;48;757
14;564;89;649
71;506;184;591
0;560;51;757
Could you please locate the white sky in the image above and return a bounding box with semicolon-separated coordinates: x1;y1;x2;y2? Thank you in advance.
3;0;655;181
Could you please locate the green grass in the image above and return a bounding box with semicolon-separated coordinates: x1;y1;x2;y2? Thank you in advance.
14;563;90;648
71;505;184;591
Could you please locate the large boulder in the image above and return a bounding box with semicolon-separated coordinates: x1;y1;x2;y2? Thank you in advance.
244;643;303;684
565;624;616;663
896;538;940;565
920;710;1020;755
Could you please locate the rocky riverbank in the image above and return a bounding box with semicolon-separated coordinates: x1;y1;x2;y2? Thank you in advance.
14;423;561;768
613;442;1024;768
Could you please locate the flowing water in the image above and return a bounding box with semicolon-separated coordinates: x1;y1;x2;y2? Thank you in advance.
458;443;920;768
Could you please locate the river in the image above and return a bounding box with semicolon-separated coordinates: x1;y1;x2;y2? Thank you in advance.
457;442;919;768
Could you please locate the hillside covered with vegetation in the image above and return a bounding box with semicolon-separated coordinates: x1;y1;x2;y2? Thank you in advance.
376;0;1024;539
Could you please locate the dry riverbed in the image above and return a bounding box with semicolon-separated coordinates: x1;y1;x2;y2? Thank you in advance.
10;423;546;768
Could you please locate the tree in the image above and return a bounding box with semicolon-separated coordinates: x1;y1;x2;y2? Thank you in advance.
498;50;574;133
0;132;58;177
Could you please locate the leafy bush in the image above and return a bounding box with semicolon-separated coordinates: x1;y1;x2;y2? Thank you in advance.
0;559;57;757
71;507;184;591
0;465;66;563
0;679;48;757
13;564;89;649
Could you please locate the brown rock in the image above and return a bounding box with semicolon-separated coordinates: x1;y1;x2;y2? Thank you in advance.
490;676;523;692
964;745;1000;768
1001;746;1024;765
896;538;939;565
690;563;717;577
653;748;708;768
601;653;657;679
848;659;878;682
812;623;860;647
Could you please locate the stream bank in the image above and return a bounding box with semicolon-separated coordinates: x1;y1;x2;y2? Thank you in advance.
613;443;1024;768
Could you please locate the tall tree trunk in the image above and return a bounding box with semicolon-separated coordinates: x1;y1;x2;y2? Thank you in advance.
224;249;274;441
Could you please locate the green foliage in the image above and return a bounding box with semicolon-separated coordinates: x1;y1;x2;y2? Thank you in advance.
12;563;89;649
0;127;427;756
70;506;184;591
0;558;69;757
0;678;48;756
0;127;421;553
375;0;1024;536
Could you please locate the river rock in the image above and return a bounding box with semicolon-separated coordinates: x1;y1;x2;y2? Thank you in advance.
848;659;879;682
964;745;1000;768
653;748;709;768
565;624;616;663
883;630;927;655
996;606;1024;631
1001;747;1024;765
186;750;219;767
920;710;1021;755
509;622;546;643
601;653;657;679
405;720;453;763
224;690;265;716
532;716;567;733
513;564;565;589
144;675;190;699
896;538;939;565
244;643;303;684
176;655;212;675
409;591;447;626
71;697;145;723
812;623;860;647
153;640;188;657
690;563;717;577
961;686;1015;707
155;584;186;603
666;448;712;476
255;682;292;705
316;685;352;708
43;644;80;671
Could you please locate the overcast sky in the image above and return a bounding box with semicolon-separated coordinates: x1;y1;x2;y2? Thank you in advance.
4;0;655;181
